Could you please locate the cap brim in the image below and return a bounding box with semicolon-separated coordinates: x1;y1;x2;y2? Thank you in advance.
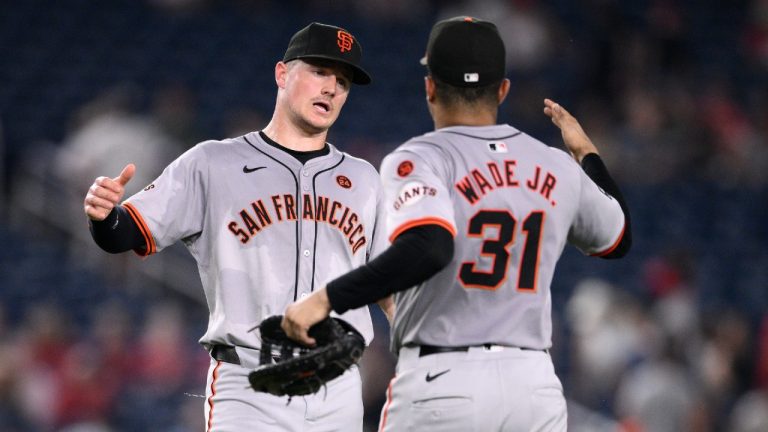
291;55;372;85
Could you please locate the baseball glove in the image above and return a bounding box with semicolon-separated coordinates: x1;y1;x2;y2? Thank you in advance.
248;315;365;397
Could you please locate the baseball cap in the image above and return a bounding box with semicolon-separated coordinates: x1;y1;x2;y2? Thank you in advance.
283;22;371;85
420;16;506;87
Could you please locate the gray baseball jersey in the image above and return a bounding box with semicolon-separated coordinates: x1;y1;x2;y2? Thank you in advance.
380;124;625;352
122;131;386;352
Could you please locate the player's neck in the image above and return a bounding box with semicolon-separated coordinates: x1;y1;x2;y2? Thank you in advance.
431;105;498;130
262;120;328;152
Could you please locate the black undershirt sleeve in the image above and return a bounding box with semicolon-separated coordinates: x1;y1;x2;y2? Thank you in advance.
327;224;454;314
580;153;632;258
89;205;146;254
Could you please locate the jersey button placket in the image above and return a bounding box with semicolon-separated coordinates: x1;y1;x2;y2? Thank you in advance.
298;171;315;296
299;173;311;260
302;170;310;192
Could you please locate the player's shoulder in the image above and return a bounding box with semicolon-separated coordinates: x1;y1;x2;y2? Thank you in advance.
513;129;582;171
386;132;450;162
378;134;454;180
193;135;248;151
338;151;376;170
160;136;251;176
399;130;448;151
541;142;582;172
396;124;525;152
184;135;252;159
331;146;375;169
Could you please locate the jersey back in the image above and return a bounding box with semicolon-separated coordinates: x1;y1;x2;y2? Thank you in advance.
380;125;625;351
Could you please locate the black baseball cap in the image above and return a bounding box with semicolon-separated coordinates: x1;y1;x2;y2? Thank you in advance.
283;22;371;85
420;16;506;87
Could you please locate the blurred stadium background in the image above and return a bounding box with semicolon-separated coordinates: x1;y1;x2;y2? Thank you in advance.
1;0;767;431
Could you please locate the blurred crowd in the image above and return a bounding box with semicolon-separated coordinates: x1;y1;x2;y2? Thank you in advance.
1;0;768;431
0;299;211;431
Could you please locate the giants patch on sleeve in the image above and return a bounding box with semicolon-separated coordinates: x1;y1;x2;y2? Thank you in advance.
392;181;437;211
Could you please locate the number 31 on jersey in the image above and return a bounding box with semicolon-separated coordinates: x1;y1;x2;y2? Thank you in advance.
459;209;544;292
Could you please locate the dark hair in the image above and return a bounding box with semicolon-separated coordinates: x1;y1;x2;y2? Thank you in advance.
432;76;502;108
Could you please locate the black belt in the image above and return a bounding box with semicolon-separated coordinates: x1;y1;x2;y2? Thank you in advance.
418;344;545;357
211;345;241;365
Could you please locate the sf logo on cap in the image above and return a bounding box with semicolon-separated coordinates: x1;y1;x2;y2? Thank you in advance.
337;30;354;53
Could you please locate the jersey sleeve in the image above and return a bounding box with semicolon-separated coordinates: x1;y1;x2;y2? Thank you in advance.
123;144;208;255
380;149;457;242
568;168;626;256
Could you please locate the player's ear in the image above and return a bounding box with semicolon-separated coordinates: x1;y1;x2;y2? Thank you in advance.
425;76;436;103
497;79;511;105
275;61;289;89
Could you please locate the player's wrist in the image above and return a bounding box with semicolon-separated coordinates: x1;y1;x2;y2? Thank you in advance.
89;206;117;225
574;148;598;163
316;287;332;314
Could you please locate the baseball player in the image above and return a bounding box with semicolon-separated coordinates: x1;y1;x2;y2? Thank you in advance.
83;22;392;431
283;16;631;431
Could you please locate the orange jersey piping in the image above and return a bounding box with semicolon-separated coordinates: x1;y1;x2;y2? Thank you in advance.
389;217;456;243
591;223;626;257
123;202;157;256
206;360;221;432
378;375;396;431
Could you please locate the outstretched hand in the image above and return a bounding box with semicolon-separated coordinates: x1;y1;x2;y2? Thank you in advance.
543;99;598;163
84;163;135;221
